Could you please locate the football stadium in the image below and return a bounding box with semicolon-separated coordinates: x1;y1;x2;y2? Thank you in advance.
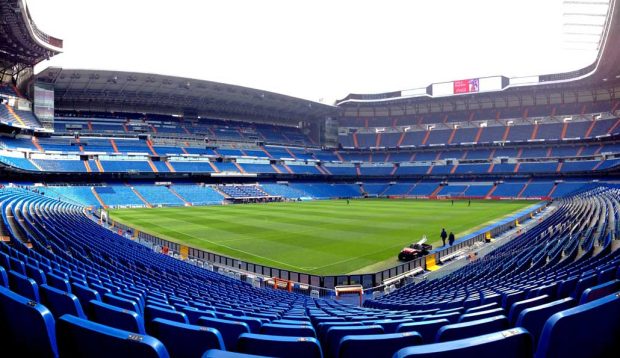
1;0;619;357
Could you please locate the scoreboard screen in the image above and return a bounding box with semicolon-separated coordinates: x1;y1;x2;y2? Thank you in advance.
453;78;479;94
33;83;55;131
430;76;506;97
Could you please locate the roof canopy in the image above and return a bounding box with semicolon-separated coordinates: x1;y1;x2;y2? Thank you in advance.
36;68;338;125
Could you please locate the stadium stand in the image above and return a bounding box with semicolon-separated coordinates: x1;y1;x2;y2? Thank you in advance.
0;1;619;355
0;184;618;356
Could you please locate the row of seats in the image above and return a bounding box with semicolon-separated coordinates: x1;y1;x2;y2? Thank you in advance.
29;180;595;209
339;117;620;148
53;116;313;147
3;134;620;163
340;102;615;127
4;154;620;176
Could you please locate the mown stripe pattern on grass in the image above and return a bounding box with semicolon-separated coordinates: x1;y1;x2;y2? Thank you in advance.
110;199;536;275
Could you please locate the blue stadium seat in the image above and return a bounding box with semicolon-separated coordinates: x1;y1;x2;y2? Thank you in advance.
180;306;218;324
281;315;311;322
104;293;141;313
8;270;40;302
273;318;311;325
71;282;101;310
579;279;620;304
89;299;147;334
45;272;71;293
458;307;504;323
397;319;450;344
150;317;225;357
311;315;345;327
224;314;264;333
571;274;598;300
370;318;414;333
435;307;464;315
90;283;112;297
436;315;509;342
481;293;502;306
464;302;498;314
197;316;251;351
0;251;10;271
515;297;575;346
202;349;273;357
556;276;578;298
393;328;533;358
324;325;384;358
337;332;422;358
502;291;526;310
526;282;558;300
149;300;176;311
0;266;8;287
57;314;169;358
144;304;189;332
260;322;316;337
117;291;145;312
26;263;47;286
9;257;26;275
236;333;323;358
316;321;364;341
507;294;549;326
535;292;620;358
39;284;87;319
244;311;279;321
425;311;459;323
597;266;617;284
0;286;58;357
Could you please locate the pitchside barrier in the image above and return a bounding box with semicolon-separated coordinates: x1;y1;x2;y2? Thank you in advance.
96;201;547;294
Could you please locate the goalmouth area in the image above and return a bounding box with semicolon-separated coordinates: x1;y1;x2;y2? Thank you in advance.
109;199;538;276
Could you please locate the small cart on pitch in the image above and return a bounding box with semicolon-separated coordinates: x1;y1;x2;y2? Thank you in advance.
398;237;433;261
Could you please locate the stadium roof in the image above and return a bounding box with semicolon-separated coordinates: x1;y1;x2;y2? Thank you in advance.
0;0;62;74
35;68;339;125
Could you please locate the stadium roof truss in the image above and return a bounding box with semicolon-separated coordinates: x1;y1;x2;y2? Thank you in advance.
0;0;62;77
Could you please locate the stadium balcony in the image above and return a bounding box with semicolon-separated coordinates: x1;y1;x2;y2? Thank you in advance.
54;114;314;148
338;101;617;128
0;185;618;356
1;148;619;177
338;112;620;150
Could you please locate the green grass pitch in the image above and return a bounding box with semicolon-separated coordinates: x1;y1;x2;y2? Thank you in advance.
109;199;537;275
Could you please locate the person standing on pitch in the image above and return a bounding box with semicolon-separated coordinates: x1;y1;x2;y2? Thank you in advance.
448;232;455;246
441;228;447;246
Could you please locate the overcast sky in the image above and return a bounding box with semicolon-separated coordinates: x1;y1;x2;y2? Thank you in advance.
28;0;601;103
